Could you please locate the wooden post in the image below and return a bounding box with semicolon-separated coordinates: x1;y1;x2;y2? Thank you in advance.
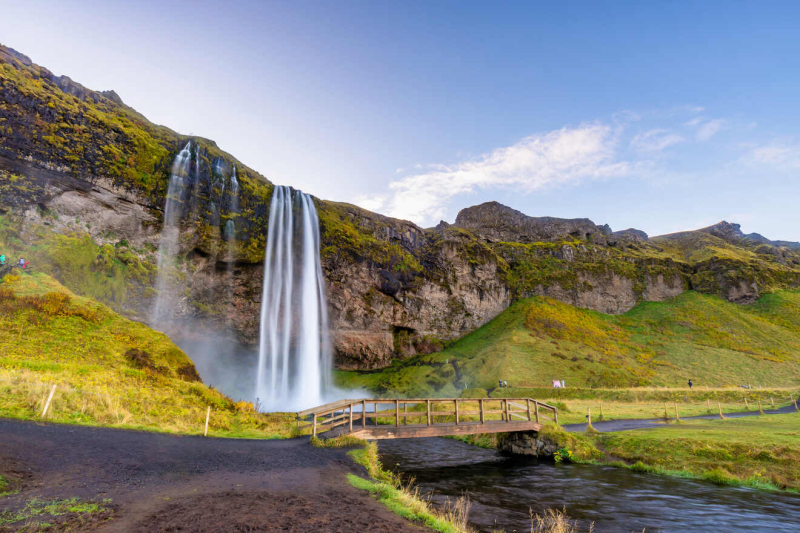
554;407;558;426
480;399;485;424
534;401;540;423
312;413;318;437
41;384;57;419
599;401;604;420
587;407;592;426
707;399;711;410
204;406;211;437
745;398;749;410
504;399;510;423
758;399;764;414
526;399;532;421
795;398;799;412
771;397;775;408
362;400;367;429
426;400;431;426
674;402;680;421
395;400;400;427
717;402;725;419
454;400;459;425
403;402;407;425
349;403;354;433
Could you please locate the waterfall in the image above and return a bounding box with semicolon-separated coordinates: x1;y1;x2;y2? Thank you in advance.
255;185;332;411
152;141;192;324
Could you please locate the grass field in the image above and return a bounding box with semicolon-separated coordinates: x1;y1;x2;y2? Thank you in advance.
336;291;800;397
0;271;295;439
591;412;800;491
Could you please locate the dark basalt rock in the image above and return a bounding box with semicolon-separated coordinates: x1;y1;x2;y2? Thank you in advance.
454;201;607;244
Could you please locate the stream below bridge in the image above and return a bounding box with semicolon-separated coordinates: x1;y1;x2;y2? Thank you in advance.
378;437;800;533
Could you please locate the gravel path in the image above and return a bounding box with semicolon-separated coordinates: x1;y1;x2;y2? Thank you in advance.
0;418;426;532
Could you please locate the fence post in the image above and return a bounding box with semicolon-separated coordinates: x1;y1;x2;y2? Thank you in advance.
362;400;367;429
41;384;57;419
427;399;431;426
454;400;460;426
707;399;711;410
204;406;211;437
599;401;604;420
534;401;540;423
587;407;592;426
758;399;764;414
395;400;399;427
664;402;669;420
403;402;407;426
771;397;775;408
504;399;510;423
674;402;680;421
312;413;318;437
349;403;354;433
718;402;725;419
526;399;532;421
745;398;749;411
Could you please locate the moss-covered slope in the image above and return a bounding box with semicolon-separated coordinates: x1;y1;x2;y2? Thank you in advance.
336;289;800;395
0;270;293;437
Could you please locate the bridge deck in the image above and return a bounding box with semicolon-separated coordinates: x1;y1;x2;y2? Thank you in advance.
298;398;557;441
349;419;543;440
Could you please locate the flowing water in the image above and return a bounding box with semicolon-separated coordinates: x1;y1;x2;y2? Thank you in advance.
378;437;800;533
151;141;192;324
255;185;332;411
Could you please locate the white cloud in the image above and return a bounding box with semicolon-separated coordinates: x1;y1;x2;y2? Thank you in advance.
370;124;630;225
747;141;800;170
684;116;705;127
630;129;684;153
696;119;725;141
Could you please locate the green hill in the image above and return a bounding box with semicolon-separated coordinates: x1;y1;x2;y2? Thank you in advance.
0;270;293;437
335;290;800;397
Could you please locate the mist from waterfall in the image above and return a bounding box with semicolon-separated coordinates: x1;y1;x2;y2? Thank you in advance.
152;141;192;324
256;185;332;412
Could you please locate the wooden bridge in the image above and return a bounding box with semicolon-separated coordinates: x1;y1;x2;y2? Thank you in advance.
296;398;558;440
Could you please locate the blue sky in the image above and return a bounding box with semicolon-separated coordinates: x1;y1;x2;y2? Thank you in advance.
1;0;799;239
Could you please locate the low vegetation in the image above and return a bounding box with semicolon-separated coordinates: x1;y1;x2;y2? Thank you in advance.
0;497;110;529
0;271;295;439
348;443;473;533
337;290;800;395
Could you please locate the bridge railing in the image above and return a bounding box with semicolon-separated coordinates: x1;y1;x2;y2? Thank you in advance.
297;398;558;438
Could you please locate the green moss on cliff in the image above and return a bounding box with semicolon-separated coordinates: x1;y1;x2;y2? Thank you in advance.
336;289;800;396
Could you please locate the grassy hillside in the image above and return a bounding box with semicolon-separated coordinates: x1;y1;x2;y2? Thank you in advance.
0;270;294;438
336;290;800;396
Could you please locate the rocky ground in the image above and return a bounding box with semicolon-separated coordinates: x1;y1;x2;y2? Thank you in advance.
0;418;426;532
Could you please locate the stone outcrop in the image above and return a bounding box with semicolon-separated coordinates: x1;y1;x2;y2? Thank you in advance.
499;431;559;458
455;201;609;244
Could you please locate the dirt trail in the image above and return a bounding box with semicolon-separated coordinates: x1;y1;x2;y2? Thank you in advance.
0;418;426;532
562;404;798;432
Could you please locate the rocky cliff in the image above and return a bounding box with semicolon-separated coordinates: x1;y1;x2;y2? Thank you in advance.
2;44;800;370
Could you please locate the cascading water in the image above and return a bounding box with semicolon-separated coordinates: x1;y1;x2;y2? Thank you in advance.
151;141;192;324
255;185;332;411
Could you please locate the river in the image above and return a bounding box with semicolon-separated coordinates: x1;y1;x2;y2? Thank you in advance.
378;437;800;533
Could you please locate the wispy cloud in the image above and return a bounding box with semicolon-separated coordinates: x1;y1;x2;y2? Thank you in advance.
746;140;800;170
630;129;684;153
695;119;725;141
355;124;630;224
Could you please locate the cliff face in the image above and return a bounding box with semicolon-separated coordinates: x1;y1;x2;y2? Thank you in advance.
2;44;800;371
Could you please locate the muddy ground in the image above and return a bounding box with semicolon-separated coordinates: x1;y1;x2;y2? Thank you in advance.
0;418;426;532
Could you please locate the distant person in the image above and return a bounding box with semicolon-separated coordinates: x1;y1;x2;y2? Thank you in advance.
688;379;693;389
0;254;5;266
18;258;25;268
503;380;508;388
498;380;503;388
